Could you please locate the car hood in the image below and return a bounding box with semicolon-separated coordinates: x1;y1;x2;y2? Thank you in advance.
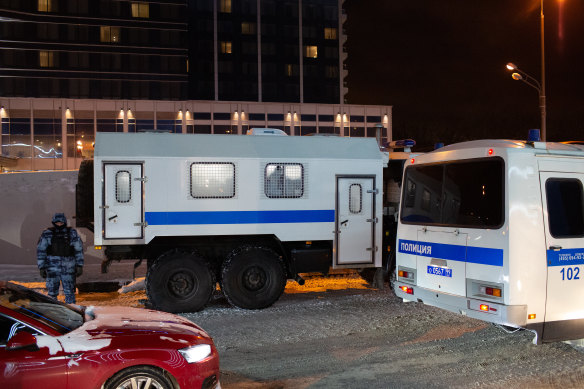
83;306;210;337
36;306;211;356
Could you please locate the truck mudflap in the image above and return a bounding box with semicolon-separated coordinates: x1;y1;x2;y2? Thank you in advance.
394;282;528;330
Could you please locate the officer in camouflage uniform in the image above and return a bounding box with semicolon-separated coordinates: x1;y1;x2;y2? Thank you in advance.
37;213;84;304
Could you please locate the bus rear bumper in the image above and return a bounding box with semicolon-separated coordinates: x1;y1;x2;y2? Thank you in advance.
394;283;528;328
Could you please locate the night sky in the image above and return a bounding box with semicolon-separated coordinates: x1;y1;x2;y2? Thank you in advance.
345;0;584;147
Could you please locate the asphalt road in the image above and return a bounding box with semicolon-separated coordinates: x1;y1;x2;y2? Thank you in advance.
181;280;584;389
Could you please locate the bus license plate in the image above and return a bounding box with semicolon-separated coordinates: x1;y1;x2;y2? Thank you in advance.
427;265;452;277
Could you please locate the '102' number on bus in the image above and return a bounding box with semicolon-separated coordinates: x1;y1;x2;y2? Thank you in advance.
561;267;580;281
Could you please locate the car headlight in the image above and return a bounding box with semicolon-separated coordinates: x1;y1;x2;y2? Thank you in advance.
178;344;212;363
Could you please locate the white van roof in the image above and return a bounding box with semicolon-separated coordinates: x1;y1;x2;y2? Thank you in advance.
435;139;584;157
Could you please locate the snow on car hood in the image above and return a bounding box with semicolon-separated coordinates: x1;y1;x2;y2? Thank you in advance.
36;306;209;356
83;306;209;336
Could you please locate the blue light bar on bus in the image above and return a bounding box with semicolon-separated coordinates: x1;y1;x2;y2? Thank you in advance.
385;139;416;152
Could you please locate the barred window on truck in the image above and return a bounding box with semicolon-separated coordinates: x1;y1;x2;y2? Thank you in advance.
190;162;235;198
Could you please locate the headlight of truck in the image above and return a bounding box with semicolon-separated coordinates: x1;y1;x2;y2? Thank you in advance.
178;344;212;363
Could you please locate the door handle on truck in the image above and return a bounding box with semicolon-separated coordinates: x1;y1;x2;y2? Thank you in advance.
108;214;118;221
340;220;348;226
549;245;562;251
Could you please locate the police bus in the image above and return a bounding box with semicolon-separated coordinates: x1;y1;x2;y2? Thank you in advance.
393;136;584;344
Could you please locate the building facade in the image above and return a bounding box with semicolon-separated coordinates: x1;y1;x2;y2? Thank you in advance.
0;0;392;172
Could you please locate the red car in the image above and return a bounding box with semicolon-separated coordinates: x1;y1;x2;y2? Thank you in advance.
0;281;220;389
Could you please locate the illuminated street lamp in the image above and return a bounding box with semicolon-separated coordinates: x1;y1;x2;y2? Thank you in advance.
505;0;547;141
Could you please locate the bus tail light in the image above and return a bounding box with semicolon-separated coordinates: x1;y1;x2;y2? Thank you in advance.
399;285;414;295
397;267;415;283
480;304;489;312
472;281;503;301
480;286;502;297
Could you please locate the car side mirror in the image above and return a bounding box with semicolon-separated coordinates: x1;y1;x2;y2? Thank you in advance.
6;332;38;351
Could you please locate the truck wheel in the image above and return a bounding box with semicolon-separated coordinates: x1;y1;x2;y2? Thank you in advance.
146;250;214;313
221;246;286;309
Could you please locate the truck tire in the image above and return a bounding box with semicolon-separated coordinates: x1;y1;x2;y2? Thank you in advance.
146;250;214;313
221;246;286;309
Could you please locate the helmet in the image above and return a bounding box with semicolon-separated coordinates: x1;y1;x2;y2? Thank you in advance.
52;213;67;228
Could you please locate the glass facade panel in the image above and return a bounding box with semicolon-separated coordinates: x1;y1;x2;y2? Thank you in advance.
267;113;284;121
136;119;155;132
193;125;211;134
33;118;62;159
248;113;265;121
97;119;117;132
193;112;211;120
350;127;364;137
1;117;31;159
213;125;235;134
66;118;94;161
213;113;231;121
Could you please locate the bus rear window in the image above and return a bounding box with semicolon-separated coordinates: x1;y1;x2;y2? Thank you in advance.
400;158;504;228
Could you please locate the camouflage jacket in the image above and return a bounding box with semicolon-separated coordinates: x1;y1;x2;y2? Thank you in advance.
37;227;84;270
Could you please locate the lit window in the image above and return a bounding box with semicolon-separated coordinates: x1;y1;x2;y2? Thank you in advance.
39;51;54;67
38;0;53;12
100;26;121;43
190;162;235;198
324;27;337;40
285;64;293;77
241;22;256;35
131;2;150;18
220;0;231;13
221;41;232;54
304;45;318;58
265;163;304;199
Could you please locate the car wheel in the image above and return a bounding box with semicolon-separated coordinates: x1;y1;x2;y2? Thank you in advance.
147;249;215;313
221;246;286;309
104;366;174;389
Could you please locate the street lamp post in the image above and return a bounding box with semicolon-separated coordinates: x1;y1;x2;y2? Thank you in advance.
540;0;546;142
506;0;547;141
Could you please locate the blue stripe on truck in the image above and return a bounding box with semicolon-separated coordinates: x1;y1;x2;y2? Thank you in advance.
145;210;335;225
398;239;504;267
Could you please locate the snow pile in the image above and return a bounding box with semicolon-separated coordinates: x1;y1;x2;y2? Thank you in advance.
118;277;146;293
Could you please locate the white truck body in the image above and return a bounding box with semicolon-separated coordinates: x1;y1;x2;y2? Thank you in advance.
91;132;386;311
394;139;584;344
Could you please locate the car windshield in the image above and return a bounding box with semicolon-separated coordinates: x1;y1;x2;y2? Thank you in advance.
0;283;84;335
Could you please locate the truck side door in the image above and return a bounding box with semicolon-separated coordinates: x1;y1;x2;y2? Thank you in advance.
103;163;144;240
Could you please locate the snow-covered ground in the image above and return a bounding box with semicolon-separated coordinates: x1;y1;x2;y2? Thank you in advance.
15;275;584;389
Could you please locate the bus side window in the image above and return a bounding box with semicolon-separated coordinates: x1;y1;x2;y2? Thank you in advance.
545;178;584;238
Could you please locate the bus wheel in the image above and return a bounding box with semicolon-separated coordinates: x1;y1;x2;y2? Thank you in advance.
147;249;214;313
221;246;286;309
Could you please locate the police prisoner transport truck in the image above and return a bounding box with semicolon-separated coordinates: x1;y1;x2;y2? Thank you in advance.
393;138;584;344
76;132;411;312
